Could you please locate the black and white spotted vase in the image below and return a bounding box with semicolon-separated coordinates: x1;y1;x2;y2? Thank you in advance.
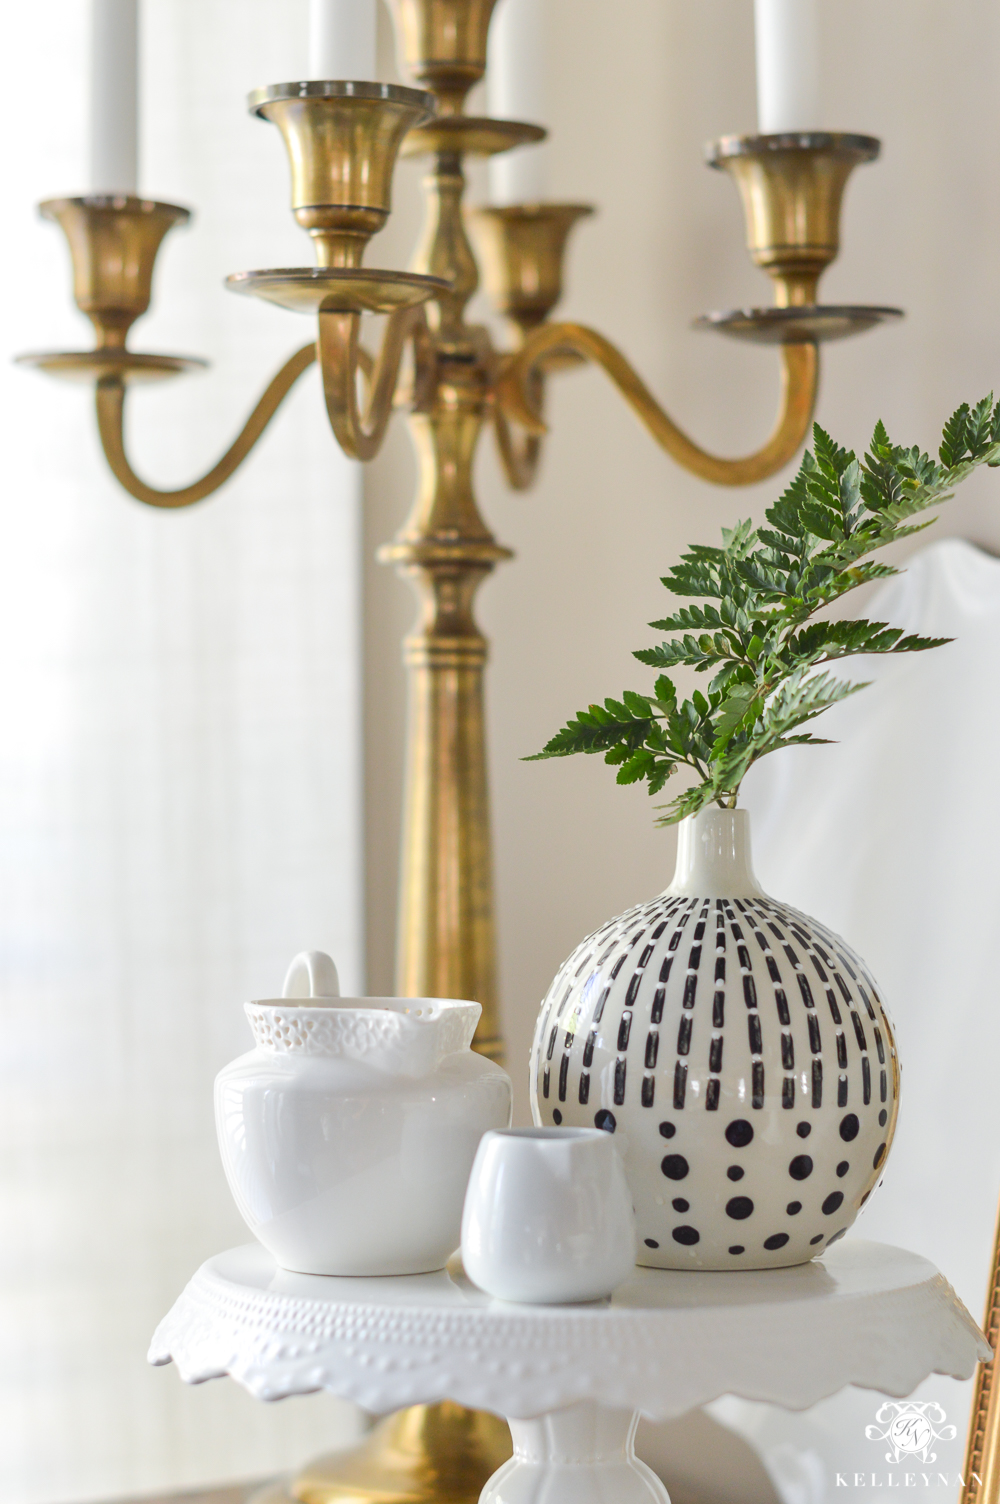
528;807;899;1270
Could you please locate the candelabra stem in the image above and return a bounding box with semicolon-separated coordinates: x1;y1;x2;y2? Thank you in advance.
396;590;498;1046
380;380;511;1061
374;144;511;1061
412;153;480;336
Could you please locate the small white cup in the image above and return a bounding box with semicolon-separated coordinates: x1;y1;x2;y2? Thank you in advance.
460;1126;637;1304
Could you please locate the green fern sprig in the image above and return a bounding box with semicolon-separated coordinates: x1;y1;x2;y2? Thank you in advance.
526;397;1000;824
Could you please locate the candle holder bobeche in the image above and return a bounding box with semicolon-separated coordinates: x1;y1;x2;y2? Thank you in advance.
17;2;903;1501
701;130;898;340
21;196;205;382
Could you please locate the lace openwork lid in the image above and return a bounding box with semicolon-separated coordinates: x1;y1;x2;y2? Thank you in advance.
245;998;479;1071
242;949;481;1072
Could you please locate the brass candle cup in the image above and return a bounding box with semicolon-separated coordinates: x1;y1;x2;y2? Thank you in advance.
390;0;500;115
17;196;205;383
701;132;903;343
237;82;448;319
41;195;188;345
250;80;436;269
468;204;594;337
709;131;878;307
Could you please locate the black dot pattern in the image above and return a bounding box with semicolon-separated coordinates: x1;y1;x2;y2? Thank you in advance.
726;1196;754;1220
672;1197;689;1212
529;884;898;1270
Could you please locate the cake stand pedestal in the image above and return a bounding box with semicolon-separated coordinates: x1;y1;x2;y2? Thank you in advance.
150;1240;989;1504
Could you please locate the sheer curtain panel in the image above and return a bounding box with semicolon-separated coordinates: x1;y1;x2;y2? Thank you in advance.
0;3;366;1499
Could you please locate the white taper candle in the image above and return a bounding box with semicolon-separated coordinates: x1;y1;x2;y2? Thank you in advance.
487;0;548;205
309;0;377;79
89;0;138;195
754;0;822;135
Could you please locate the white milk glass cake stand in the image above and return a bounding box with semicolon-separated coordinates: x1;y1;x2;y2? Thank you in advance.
150;1240;989;1504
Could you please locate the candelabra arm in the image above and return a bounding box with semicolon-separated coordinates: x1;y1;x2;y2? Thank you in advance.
94;342;317;509
318;304;426;462
493;404;541;491
497;322;819;488
492;362;544;491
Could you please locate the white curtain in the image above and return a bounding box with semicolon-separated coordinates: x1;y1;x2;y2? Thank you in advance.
714;538;1000;1504
0;3;366;1500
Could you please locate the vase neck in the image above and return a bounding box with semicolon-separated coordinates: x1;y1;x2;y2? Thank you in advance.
664;807;764;898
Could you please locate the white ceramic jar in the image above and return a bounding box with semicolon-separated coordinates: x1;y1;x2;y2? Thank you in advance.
216;952;513;1276
461;1127;636;1304
529;809;899;1271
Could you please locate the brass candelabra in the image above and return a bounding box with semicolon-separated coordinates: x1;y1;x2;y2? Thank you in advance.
18;1;903;1500
19;2;899;1062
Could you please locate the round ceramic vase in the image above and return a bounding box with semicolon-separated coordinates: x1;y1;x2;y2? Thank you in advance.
216;954;513;1277
529;808;899;1270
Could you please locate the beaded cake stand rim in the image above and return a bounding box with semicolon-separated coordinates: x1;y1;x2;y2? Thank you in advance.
149;1239;989;1419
